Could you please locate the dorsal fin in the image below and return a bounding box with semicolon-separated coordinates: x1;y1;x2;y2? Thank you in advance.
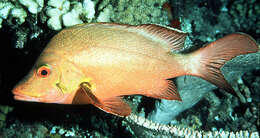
134;24;187;51
79;23;187;51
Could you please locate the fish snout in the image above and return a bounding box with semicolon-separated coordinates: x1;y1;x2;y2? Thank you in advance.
12;86;22;98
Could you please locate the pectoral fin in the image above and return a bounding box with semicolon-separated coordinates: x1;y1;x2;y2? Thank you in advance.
73;82;131;117
72;82;101;105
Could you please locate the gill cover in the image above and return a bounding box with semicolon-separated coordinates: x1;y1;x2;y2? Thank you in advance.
54;61;91;95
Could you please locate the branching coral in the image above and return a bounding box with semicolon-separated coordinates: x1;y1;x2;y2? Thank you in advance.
46;0;95;30
124;114;259;137
0;0;95;30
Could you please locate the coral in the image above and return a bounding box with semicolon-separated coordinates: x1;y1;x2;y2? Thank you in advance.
124;114;259;137
45;0;69;30
46;0;95;30
96;0;169;25
0;1;27;28
18;0;44;14
1;0;169;30
229;0;260;35
0;0;96;30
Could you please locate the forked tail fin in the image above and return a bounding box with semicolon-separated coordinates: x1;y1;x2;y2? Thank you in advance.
188;33;258;96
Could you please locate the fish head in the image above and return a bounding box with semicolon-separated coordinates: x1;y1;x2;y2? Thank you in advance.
12;54;85;104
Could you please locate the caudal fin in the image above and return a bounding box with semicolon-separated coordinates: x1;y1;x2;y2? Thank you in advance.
189;33;258;96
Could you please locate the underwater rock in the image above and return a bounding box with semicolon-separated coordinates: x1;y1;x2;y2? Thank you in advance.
0;122;48;138
0;105;13;128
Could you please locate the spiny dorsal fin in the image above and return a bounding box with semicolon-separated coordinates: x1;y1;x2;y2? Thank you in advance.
134;24;187;51
79;23;187;51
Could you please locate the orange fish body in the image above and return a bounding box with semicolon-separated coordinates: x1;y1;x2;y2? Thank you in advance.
12;23;258;116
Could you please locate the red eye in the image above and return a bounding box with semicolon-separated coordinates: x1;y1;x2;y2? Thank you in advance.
37;65;51;78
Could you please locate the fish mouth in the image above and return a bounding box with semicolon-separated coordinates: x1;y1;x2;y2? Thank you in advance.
13;92;40;102
12;86;73;104
12;91;71;104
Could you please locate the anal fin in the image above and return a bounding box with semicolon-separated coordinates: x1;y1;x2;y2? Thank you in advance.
99;97;132;117
144;80;182;101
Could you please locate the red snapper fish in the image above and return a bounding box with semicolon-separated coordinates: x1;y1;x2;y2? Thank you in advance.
12;23;258;116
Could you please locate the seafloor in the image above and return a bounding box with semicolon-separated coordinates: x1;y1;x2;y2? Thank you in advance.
0;0;259;137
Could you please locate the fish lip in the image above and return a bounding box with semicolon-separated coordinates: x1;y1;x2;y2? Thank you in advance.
12;91;69;103
13;92;40;102
12;87;71;103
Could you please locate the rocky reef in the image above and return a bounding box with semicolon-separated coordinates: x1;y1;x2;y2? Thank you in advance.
0;0;259;137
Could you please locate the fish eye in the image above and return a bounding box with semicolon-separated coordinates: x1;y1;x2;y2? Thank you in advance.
37;65;51;78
